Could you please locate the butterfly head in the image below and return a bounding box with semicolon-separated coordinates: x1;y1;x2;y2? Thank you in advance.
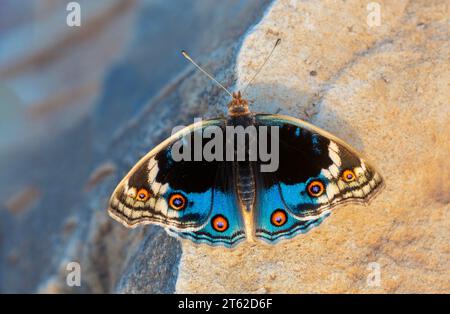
228;91;250;116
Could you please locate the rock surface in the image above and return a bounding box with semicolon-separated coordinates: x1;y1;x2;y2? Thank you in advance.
176;0;450;293
1;0;448;294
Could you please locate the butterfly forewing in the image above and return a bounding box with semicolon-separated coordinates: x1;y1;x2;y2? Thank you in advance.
109;119;225;231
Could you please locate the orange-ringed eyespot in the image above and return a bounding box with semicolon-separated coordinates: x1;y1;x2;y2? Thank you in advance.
307;180;325;197
211;215;228;232
342;169;356;182
137;188;150;201
169;193;187;210
271;209;288;227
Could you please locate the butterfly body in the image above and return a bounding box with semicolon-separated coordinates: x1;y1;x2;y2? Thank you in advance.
108;92;383;248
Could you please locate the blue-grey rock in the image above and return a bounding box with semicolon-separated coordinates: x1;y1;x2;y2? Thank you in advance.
0;0;272;293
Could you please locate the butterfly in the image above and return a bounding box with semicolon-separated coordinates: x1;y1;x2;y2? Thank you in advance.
107;43;384;248
108;88;383;248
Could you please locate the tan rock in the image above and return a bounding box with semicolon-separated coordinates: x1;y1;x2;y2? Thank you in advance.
176;0;450;293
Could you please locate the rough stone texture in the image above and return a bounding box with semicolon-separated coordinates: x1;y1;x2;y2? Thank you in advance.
176;0;450;293
1;0;448;294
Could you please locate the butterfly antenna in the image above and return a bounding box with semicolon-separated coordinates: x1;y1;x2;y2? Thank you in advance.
242;38;281;94
181;50;233;98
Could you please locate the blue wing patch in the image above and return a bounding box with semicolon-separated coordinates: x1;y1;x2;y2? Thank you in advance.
167;163;246;248
255;182;328;243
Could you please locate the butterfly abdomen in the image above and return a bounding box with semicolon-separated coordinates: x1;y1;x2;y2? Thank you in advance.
236;162;256;212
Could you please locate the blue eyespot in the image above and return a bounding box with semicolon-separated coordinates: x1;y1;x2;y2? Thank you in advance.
271;209;287;227
342;169;356;182
169;193;187;210
136;188;150;201
307;180;325;197
211;215;228;232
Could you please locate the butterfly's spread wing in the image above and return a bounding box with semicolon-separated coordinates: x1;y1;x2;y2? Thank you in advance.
253;114;384;243
167;162;246;247
254;169;330;243
108;119;245;247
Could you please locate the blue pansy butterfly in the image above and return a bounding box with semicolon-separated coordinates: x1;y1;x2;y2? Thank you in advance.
108;41;384;248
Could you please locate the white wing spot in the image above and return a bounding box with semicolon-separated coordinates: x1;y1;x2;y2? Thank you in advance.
321;169;333;179
352;189;364;198
329;164;340;178
159;183;169;194
151;181;162;195
123;206;132;217
329;150;342;167
155;198;168;216
326;182;340;199
131;210;143;219
362;184;371;195
148;158;157;171
360;159;367;171
167;208;181;218
126;186;137;198
329;141;339;153
148;164;159;183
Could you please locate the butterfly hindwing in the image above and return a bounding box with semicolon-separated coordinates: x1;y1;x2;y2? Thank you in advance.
167;162;246;248
254;168;328;243
253;114;384;243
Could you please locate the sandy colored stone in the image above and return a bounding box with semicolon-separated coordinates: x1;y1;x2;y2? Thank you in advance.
176;0;450;293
